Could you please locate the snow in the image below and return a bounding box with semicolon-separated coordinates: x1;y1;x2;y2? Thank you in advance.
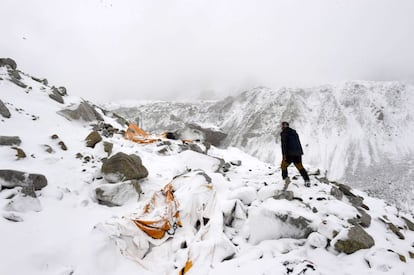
1;66;414;274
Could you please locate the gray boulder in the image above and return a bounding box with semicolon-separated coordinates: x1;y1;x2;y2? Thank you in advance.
334;225;375;254
85;131;102;148
49;93;64;104
58;101;104;122
0;58;17;70
0;100;11;118
0;136;21;146
402;216;414;231
95;180;141;206
101;152;148;183
179;123;227;146
0;170;48;197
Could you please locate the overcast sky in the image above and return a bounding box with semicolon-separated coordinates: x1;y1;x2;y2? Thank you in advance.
1;0;413;103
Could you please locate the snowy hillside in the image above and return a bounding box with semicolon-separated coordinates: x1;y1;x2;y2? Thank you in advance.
1;59;414;274
108;83;414;210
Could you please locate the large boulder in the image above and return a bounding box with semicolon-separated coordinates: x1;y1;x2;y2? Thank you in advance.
0;58;17;70
101;152;148;183
334;225;375;254
95;180;141;206
58;101;104;122
85;131;102;148
0;100;11;118
0;170;48;197
178;123;227;147
0;136;21;146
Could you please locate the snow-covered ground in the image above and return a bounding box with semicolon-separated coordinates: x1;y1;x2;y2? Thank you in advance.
109;83;414;211
1;63;414;274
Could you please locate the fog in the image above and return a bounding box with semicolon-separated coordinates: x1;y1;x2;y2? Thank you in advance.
1;0;413;103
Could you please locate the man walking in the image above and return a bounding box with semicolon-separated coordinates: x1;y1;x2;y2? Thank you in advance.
280;121;310;189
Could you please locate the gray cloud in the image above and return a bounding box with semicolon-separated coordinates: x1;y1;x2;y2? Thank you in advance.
1;0;413;103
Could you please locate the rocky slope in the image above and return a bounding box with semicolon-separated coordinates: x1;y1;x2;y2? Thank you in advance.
109;83;414;209
1;58;414;274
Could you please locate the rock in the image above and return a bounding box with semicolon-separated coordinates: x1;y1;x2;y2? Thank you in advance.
103;141;113;156
409;251;414;259
230;160;242;166
179;123;227;146
92;122;119;137
43;144;54;153
56;86;67;96
58;101;104;122
337;183;355;197
357;208;372;228
388;223;405;240
0;100;11;118
0;136;21;146
273;190;294;201
9;78;27;88
4;194;42;212
0;58;17;70
31;76;48;85
316;177;330;184
95;181;141;206
330;186;343;200
85;131;102;148
49;93;64;104
334;225;375;254
101;152;148;183
58;141;68;151
12;147;26;159
0;170;48;193
401;216;414;231
307;232;328;248
3;213;24;222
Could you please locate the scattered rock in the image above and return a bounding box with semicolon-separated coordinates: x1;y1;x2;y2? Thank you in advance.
51;86;67;96
334;225;375;254
9;78;27;88
330;186;343;200
307;232;328;248
103;141;113;156
388;223;405;240
4;194;42;212
51;134;59;140
230;160;242;166
43;144;54;153
0;100;11;118
273;190;294;201
0;170;48;193
92;122;119;137
409;251;414;259
31;76;48;85
58;141;68;151
95;180;141;206
0;58;17;70
58;101;104;122
76;153;83;159
85;131;102;148
0;136;21;146
3;213;24;222
12;146;26;159
49;93;64;104
101;152;148;183
401;216;414;231
316;177;330;184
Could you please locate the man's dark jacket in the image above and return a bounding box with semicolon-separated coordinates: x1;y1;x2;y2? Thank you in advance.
281;127;303;156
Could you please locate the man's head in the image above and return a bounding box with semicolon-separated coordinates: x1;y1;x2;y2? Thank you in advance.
281;121;289;129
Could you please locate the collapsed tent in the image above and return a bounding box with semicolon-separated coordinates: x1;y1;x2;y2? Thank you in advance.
132;182;182;239
125;123;160;144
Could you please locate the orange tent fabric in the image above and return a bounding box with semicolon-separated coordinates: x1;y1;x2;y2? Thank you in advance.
125;123;159;144
132;183;182;239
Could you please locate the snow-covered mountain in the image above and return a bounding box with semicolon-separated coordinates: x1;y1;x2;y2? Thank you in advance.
1;59;414;274
109;83;414;209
